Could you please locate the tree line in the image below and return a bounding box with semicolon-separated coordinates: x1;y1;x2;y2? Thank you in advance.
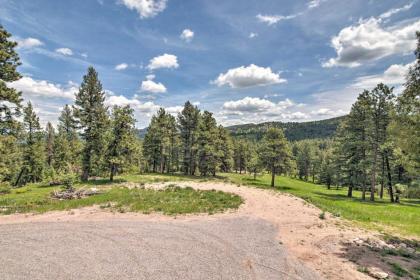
1;25;418;202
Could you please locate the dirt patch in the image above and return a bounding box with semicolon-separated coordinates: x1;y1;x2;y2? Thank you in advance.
1;181;416;279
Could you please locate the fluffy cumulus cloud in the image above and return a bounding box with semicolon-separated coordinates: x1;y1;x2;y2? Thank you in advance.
353;61;414;89
220;97;311;124
180;29;194;42
140;75;167;93
147;53;179;70
55;47;73;56
119;0;167;18
323;14;420;67
15;37;43;49
9;77;77;100
115;63;128;70
214;64;286;88
223;97;275;112
256;14;299;25
8;77;78;126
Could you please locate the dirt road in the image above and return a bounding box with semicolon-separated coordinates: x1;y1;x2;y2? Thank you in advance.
0;181;372;279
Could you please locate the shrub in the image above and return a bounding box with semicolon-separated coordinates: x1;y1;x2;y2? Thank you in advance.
0;184;11;194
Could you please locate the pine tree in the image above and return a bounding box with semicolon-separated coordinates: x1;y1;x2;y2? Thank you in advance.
368;83;394;201
197;111;218;176
107;105;136;181
216;125;233;173
53;105;81;173
233;139;248;174
74;67;108;181
178;101;200;175
15;102;45;185
0;25;22;135
391;31;420;178
45;122;55;167
259;127;291;187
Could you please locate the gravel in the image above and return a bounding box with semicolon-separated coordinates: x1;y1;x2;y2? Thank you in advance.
0;217;318;280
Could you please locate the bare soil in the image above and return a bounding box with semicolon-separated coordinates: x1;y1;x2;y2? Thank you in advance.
0;181;394;279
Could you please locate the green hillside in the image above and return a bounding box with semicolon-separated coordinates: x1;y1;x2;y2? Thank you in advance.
226;116;345;141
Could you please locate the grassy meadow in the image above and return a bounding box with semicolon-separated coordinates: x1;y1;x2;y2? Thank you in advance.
1;172;419;238
223;173;420;238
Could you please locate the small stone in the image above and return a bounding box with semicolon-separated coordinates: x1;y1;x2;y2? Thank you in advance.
367;267;388;279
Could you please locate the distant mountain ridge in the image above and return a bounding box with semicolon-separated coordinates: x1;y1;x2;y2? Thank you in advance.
226;116;345;141
137;116;346;141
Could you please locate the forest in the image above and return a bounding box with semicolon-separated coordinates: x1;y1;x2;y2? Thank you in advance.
0;26;419;204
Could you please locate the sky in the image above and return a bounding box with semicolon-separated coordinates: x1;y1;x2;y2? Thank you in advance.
1;0;419;128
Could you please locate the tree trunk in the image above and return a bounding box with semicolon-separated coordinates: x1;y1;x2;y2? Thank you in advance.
271;165;275;187
254;170;257;180
82;169;89;182
385;152;394;203
380;154;384;199
370;148;377;201
109;164;115;181
362;171;366;200
347;182;353;197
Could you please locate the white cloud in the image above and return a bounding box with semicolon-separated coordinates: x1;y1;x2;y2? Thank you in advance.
249;32;258;38
147;53;179;70
180;29;194;42
165;105;183;115
323;17;420;67
353;61;414;89
55;48;73;56
256;14;299;25
119;0;167;18
115;63;128;71
213;64;286;88
140;75;167;93
379;2;413;19
223;97;275;112
9;77;77;100
278;98;295;109
15;37;43;49
81;53;88;58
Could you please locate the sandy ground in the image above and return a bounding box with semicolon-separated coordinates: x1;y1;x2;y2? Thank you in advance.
0;181;375;279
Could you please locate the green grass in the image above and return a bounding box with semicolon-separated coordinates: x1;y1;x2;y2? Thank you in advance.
0;181;242;215
222;173;420;237
1;172;419;238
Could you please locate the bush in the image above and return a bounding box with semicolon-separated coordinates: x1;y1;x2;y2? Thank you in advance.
0;184;11;194
405;181;420;199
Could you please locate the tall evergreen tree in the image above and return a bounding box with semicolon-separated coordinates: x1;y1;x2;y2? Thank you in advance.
368;83;394;201
74;67;108;181
391;31;420;178
0;25;22;135
216;125;233;173
15;102;45;185
106;105;136;181
197;111;218;176
178;101;200;175
45;122;55;167
259;127;291;187
53;105;81;173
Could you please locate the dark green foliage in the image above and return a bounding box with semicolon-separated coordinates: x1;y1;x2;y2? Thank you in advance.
197;111;219;176
143;108;179;173
15;102;45;185
227;116;344;141
178;101;200;175
258;127;292;187
106;105;137;181
74;67;109;181
0;25;22;135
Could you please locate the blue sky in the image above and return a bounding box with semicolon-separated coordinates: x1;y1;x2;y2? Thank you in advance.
1;0;419;127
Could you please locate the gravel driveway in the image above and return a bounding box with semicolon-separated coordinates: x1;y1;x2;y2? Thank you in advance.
0;217;318;280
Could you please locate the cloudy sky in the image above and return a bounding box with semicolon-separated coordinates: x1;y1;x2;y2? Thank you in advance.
1;0;419;127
